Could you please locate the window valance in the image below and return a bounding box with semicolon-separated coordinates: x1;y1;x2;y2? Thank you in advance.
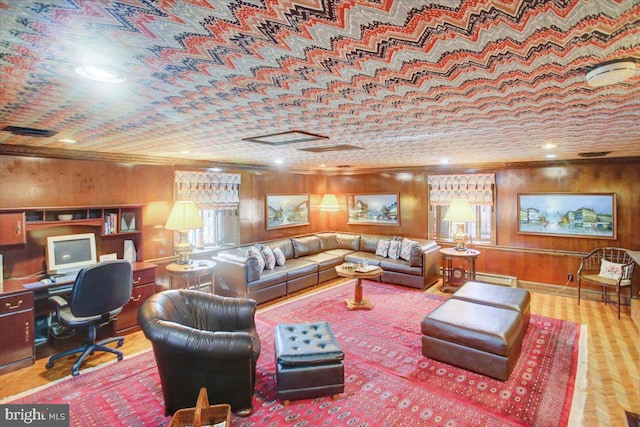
174;171;241;207
428;174;495;205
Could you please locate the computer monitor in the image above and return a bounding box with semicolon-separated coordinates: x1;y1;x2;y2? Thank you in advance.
46;233;97;275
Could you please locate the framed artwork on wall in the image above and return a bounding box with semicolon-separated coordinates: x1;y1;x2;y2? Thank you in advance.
347;193;400;225
517;193;616;239
266;194;310;230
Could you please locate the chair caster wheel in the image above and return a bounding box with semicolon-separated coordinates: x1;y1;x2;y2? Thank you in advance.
45;361;54;369
117;339;124;347
72;371;79;377
117;354;123;361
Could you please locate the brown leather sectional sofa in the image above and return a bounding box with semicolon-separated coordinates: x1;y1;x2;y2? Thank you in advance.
212;232;441;304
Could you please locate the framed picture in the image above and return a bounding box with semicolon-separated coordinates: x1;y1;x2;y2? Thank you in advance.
266;194;310;230
347;193;400;225
517;193;616;239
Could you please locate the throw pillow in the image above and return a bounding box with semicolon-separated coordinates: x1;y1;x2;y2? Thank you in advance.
273;247;286;266
400;238;418;261
598;259;624;280
375;240;390;257
388;239;401;260
261;246;276;270
246;246;265;273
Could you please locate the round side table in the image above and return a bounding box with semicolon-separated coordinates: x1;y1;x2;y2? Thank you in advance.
166;260;216;293
439;248;481;293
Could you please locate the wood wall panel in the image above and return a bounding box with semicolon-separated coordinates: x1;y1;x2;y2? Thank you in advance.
1;155;639;298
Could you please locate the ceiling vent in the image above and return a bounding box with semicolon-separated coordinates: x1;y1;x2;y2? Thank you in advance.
2;126;57;137
578;151;612;158
298;144;363;153
336;165;351;168
243;130;328;146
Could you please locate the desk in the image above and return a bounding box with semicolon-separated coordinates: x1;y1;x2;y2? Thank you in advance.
166;260;216;292
440;248;480;293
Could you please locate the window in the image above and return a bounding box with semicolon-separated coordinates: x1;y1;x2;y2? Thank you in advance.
189;207;239;249
428;174;495;245
174;171;241;250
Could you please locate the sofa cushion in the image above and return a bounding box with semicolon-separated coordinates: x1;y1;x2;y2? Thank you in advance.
360;234;389;252
247;268;288;291
283;258;318;279
344;251;383;266
375;240;390;257
388;239;401;260
261;246;276;270
315;232;338;251
267;239;295;260
379;258;422;276
247;246;265;274
273;247;286;266
300;252;344;269
409;244;424;267
399;238;417;261
292;235;322;258
335;233;360;251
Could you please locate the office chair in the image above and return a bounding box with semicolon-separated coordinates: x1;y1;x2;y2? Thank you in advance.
45;260;133;376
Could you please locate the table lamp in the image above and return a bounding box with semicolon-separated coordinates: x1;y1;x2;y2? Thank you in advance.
444;198;475;251
165;201;204;264
320;194;339;212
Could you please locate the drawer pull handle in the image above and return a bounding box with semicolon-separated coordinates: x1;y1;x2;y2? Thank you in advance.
6;300;23;309
133;276;142;284
16;220;22;235
131;294;142;302
25;322;30;342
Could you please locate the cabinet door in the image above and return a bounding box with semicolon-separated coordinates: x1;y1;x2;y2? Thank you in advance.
0;292;35;370
116;282;155;334
0;212;26;245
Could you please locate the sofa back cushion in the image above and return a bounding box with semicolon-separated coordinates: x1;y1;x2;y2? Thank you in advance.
266;239;294;260
291;235;322;258
315;232;338;251
335;233;361;251
360;234;392;252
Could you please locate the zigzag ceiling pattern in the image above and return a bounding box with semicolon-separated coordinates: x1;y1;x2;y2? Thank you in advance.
0;0;639;171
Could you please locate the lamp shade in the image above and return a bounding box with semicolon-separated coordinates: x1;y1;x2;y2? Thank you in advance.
165;201;204;230
320;194;339;212
444;199;475;222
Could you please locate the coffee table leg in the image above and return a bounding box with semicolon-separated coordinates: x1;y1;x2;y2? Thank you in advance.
345;278;373;310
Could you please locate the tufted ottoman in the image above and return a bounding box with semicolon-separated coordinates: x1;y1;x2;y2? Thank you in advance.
274;322;344;405
452;281;531;328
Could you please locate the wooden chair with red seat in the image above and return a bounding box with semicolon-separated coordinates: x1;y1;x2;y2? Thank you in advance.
577;247;635;319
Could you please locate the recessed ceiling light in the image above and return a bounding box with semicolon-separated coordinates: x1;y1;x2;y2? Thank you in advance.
58;138;77;144
75;65;126;83
274;158;284;165
545;154;557;159
440;159;450;164
541;143;557;150
180;150;190;154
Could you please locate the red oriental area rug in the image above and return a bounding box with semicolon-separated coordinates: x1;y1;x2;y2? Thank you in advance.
3;281;587;426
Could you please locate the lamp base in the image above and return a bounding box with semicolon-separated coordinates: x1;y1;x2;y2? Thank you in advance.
174;231;193;264
452;223;469;251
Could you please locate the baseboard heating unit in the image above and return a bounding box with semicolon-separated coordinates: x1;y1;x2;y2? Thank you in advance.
474;272;518;287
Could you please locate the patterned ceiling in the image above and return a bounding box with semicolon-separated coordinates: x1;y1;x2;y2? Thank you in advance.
1;0;639;172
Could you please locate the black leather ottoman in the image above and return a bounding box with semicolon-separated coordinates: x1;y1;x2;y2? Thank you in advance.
274;322;344;405
421;299;525;381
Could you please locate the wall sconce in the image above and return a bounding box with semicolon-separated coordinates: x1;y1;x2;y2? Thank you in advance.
319;194;339;212
165;201;204;264
444;198;475;251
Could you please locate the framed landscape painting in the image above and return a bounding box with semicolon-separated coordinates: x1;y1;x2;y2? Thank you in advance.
347;193;399;225
266;194;310;230
517;193;616;239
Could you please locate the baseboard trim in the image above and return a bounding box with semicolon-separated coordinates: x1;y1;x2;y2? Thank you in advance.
517;280;632;306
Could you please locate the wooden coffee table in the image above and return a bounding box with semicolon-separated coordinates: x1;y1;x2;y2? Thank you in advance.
335;264;383;310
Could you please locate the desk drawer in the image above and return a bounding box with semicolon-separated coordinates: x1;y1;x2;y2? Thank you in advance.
116;283;155;334
132;267;155;286
0;291;33;316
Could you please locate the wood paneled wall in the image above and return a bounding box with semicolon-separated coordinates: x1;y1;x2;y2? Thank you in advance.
1;155;639;297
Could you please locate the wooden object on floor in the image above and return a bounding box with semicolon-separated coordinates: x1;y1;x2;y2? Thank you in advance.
169;387;230;427
439;247;480;293
166;260;216;292
335;264;382;310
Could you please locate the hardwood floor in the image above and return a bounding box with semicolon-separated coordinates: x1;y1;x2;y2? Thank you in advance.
1;280;638;427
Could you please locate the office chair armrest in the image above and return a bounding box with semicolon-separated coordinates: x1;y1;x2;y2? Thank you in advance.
48;295;69;309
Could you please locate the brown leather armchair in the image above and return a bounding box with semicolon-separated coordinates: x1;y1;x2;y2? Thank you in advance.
138;289;261;416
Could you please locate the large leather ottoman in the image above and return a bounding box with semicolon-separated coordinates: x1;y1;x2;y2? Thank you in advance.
452;281;531;327
274;322;344;405
421;299;525;381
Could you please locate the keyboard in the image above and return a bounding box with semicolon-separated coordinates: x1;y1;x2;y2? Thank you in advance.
51;272;79;284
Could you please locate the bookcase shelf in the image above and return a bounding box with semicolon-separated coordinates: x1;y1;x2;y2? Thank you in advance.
19;205;144;235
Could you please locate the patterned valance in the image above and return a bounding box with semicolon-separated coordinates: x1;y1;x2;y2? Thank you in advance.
174;171;241;207
428;174;495;206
